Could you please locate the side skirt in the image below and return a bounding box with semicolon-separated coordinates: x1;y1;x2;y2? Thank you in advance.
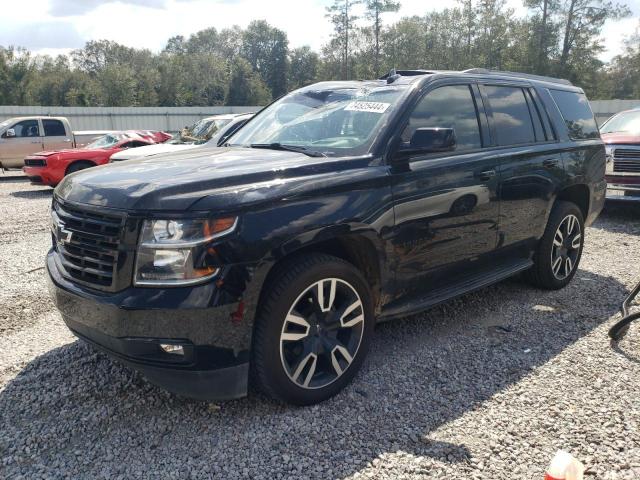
378;258;533;322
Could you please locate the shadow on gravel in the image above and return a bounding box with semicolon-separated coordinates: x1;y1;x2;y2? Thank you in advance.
0;173;28;182
0;269;626;478
9;189;53;199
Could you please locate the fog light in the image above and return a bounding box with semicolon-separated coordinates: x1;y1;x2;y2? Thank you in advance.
160;344;184;355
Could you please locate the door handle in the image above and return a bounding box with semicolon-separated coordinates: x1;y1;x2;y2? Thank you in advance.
476;169;496;181
543;159;559;168
31;141;41;144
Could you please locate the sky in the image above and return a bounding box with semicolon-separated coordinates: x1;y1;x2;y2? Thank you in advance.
1;0;639;63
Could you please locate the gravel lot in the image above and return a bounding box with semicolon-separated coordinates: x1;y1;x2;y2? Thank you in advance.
1;172;640;479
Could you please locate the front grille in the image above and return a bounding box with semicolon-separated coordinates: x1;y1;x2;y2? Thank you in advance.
52;200;125;290
613;148;640;173
25;158;46;167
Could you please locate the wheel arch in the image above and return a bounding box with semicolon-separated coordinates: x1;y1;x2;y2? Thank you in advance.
65;159;96;176
555;183;590;220
257;232;386;317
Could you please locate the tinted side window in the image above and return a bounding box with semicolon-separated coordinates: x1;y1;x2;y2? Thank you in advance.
484;86;536;146
10;120;40;138
549;89;599;140
402;85;482;151
42;119;66;136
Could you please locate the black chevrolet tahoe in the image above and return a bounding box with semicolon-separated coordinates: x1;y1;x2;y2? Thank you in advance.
48;69;606;405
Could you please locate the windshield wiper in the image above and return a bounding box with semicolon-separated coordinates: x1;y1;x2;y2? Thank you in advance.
249;143;326;157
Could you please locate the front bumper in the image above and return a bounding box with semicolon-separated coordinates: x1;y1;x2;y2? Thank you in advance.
606;182;640;201
23;166;57;186
47;250;252;401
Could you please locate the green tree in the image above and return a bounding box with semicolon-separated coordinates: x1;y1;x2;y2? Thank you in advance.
364;0;400;76
557;0;630;78
326;0;362;79
289;46;319;89
241;20;289;98
225;58;271;106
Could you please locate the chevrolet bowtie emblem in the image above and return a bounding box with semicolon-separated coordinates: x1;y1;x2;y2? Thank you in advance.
59;227;73;245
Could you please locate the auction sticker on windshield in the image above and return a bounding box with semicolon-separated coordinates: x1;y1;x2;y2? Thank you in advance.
344;101;391;113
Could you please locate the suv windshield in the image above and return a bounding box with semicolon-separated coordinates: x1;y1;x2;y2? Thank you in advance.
601;110;640;135
229;84;409;156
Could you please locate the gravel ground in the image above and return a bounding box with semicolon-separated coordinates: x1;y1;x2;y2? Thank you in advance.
1;172;640;479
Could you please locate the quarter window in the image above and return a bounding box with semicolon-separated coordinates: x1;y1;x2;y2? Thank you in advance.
401;84;482;151
484;86;536;146
549;89;599;140
42;119;66;136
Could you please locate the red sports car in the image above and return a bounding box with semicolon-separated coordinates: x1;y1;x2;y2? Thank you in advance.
23;130;171;187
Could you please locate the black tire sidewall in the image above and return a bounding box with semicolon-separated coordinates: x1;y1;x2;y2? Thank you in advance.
254;255;375;405
535;201;585;289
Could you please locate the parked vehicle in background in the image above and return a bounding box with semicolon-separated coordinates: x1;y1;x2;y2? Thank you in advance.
48;69;605;405
0;116;112;169
23;130;171;186
601;108;640;201
110;113;253;162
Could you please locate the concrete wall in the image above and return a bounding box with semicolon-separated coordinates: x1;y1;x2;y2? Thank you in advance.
590;100;640;125
0;106;260;132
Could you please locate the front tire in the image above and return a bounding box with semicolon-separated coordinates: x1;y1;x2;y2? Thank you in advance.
526;200;584;289
65;161;94;176
252;253;374;405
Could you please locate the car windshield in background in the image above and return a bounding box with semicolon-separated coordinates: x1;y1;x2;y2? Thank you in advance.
180;118;232;144
86;134;123;149
229;84;409;156
600;110;640;135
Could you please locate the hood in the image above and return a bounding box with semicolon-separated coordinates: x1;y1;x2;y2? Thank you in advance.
601;132;640;145
110;142;198;161
55;147;368;211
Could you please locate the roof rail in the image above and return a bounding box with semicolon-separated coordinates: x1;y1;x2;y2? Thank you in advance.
462;68;573;86
379;69;434;81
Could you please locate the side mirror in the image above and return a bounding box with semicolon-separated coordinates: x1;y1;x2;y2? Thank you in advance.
4;128;16;138
408;127;456;153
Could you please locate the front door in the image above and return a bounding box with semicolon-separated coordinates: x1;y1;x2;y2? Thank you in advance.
389;83;500;299
0;119;44;168
42;118;72;152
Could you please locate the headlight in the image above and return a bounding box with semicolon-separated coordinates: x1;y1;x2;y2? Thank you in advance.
134;217;237;286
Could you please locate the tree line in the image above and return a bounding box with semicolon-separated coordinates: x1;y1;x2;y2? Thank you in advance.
0;0;638;107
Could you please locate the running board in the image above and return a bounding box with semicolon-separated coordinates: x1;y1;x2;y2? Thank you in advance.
379;258;533;321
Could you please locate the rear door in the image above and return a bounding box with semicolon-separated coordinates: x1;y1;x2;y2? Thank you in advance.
479;83;566;253
388;81;501;298
42;119;73;151
0;119;44;168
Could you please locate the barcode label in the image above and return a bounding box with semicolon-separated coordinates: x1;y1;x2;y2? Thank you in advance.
344;101;390;113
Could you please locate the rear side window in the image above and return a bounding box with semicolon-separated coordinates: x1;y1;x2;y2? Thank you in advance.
401;84;482;151
549;90;599;140
42;119;66;136
484;85;536;146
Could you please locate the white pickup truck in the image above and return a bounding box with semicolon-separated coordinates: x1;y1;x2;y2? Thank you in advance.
0;116;111;169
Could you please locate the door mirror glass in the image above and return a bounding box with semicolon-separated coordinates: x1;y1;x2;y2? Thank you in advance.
405;127;456;153
4;128;16;138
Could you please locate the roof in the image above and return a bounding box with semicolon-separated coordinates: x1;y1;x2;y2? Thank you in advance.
377;68;575;89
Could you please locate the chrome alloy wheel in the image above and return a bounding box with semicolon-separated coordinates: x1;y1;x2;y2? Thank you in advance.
279;278;365;389
551;214;582;280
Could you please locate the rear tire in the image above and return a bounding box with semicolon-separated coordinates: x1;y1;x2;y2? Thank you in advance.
525;200;584;290
252;253;374;405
